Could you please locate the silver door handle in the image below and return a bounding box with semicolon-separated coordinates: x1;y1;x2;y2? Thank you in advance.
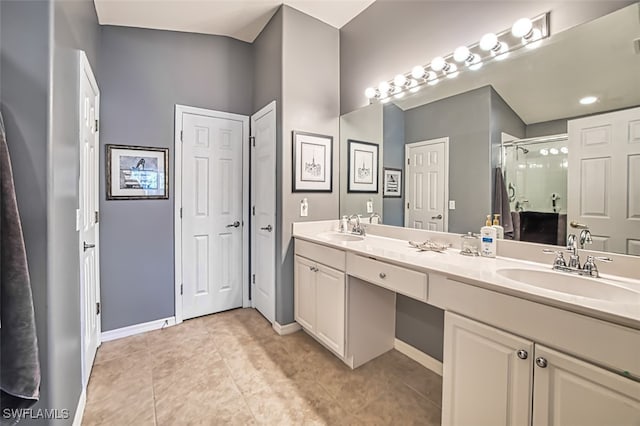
260;225;273;232
83;242;96;252
226;221;240;228
432;214;443;220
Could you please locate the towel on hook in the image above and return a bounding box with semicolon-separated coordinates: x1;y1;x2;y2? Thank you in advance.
0;111;41;414
492;167;514;237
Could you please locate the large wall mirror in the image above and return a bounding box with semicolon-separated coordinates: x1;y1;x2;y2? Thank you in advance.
339;3;640;256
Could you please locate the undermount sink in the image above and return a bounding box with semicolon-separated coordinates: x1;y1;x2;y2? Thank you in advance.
318;232;364;242
496;268;640;303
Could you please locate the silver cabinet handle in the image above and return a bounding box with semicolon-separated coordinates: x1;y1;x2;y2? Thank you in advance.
260;225;273;232
309;266;318;272
379;272;386;279
83;242;95;252
226;221;240;228
432;214;443;220
517;350;528;360
535;357;548;368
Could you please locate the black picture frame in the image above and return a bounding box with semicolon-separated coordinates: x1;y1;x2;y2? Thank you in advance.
347;139;379;193
383;167;403;198
106;144;169;200
292;130;333;193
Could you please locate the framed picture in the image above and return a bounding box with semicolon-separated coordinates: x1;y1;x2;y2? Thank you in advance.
292;131;333;192
106;144;169;200
383;168;402;197
347;139;378;193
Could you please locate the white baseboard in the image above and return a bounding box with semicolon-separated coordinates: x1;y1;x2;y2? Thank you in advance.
394;338;443;376
101;316;176;342
272;321;302;335
72;388;86;426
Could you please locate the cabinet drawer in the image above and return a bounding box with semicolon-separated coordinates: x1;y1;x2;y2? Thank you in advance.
347;253;428;301
295;239;346;271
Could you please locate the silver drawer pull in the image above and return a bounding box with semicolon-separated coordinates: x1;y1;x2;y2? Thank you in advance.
379;272;386;279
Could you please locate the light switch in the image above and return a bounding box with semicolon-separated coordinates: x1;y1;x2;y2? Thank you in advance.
366;199;373;213
449;200;456;210
300;198;308;217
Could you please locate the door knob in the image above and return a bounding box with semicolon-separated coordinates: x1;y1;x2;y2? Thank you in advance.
226;221;241;228
261;225;273;232
83;242;96;252
432;214;443;220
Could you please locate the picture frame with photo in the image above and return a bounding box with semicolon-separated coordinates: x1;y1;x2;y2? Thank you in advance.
383;168;402;198
292;131;333;192
106;144;169;200
347;139;378;193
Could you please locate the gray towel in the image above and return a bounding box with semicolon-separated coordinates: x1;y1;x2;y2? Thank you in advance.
0;111;41;413
493;167;514;236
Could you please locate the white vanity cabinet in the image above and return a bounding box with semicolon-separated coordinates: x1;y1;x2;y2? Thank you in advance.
294;240;346;357
443;312;640;426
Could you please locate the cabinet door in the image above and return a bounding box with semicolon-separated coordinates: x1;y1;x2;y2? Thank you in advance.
315;264;345;357
294;255;316;332
443;312;534;426
533;345;640;426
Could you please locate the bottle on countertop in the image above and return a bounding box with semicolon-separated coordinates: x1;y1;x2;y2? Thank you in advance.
480;215;497;258
339;215;349;233
492;214;504;239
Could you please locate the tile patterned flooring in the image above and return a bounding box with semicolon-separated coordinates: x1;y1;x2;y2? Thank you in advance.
83;308;442;425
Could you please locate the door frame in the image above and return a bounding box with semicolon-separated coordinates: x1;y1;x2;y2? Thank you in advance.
404;137;450;231
78;50;101;387
174;104;250;324
250;100;277;323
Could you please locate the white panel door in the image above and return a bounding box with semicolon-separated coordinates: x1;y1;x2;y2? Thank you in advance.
251;101;276;323
568;107;640;254
442;312;533;426
294;255;316;332
532;345;640;426
181;112;244;319
315;264;345;357
405;138;448;231
79;52;101;387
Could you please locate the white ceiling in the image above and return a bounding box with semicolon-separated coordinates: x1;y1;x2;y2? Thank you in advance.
93;0;376;42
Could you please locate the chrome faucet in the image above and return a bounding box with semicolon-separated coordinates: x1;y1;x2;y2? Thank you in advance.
579;229;593;249
348;214;366;236
543;229;612;277
566;234;580;269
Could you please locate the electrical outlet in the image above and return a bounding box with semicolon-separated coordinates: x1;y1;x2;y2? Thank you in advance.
300;198;308;217
449;200;456;210
366;200;373;213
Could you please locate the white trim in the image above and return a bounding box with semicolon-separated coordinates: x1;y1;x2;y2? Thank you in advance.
394;338;443;376
174;105;250;324
404;137;450;231
72;388;86;426
272;321;302;336
101;317;176;342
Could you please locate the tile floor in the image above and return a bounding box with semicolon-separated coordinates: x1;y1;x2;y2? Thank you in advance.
82;308;442;425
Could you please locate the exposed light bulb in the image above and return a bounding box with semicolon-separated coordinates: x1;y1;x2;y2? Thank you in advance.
512;18;533;38
394;74;408;88
446;63;459;79
364;87;377;99
539;148;549;156
425;71;439;86
479;33;498;51
411;66;425;79
453;46;471;63
468;56;483;71
579;96;598;105
549;148;559;155
430;56;446;72
560;147;569;154
493;42;509;61
524;28;543;49
378;81;390;94
409;79;420;93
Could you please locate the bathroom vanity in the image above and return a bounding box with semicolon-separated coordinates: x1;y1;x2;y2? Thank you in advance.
292;220;640;426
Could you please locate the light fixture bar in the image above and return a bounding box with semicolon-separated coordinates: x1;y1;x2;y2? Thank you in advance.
365;12;550;103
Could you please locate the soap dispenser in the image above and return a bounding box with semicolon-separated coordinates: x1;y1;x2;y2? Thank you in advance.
480;215;497;258
492;214;504;239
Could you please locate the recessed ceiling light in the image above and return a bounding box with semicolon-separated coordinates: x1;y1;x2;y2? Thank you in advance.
579;96;598;105
540;148;549;156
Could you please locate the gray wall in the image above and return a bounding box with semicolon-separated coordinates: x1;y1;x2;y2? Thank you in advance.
526;118;568;138
1;0;100;422
404;86;492;234
490;87;526;169
382;103;405;226
279;6;340;324
1;1;51;419
99;26;253;331
340;0;635;114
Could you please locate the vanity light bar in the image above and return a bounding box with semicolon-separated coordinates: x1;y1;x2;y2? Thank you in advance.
365;12;550;103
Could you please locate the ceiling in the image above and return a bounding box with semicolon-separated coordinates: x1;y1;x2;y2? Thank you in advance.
93;0;376;42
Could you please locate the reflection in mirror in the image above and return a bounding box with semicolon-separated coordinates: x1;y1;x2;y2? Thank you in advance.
339;3;640;255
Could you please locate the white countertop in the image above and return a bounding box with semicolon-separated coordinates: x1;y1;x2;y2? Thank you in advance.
293;222;640;330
